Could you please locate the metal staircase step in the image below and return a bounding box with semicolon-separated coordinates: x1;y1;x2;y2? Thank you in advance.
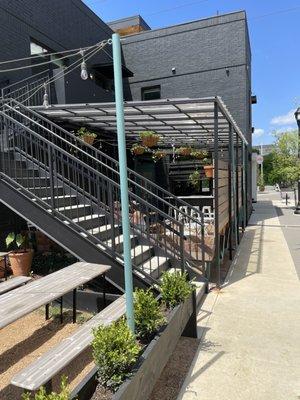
17;177;50;187
41;195;78;208
56;204;91;219
88;224;120;241
27;186;64;197
105;234;138;253
141;256;170;279
71;214;106;230
131;244;153;266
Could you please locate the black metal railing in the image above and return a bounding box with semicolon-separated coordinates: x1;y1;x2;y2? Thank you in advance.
0;98;207;277
1;71;50;107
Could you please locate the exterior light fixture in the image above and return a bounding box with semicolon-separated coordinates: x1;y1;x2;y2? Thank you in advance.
172;67;176;75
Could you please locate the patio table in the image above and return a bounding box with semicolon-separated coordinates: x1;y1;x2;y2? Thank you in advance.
0;261;110;330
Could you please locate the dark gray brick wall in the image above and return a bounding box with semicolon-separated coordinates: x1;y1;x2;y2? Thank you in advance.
0;0;114;103
122;11;252;143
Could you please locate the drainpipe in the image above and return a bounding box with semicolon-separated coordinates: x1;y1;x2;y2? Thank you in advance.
112;33;135;333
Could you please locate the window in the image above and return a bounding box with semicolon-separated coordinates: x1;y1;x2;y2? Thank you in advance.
30;39;65;69
141;85;161;101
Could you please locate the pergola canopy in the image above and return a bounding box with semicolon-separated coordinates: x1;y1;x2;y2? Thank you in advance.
33;97;248;148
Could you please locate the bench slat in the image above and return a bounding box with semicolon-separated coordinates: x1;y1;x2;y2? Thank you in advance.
0;262;110;329
11;295;126;391
0;276;31;295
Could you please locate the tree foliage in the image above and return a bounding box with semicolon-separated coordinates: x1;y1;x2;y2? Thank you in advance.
262;130;300;187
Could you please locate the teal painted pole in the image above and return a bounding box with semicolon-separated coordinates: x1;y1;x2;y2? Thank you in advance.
112;33;135;332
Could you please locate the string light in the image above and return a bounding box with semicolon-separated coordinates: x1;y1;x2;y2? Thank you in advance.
79;49;89;80
42;84;49;108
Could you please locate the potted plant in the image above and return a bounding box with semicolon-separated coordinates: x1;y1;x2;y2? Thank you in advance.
139;131;160;148
188;170;201;192
203;165;213;178
6;232;33;276
77;127;97;146
176;146;192;157
131;143;146;156
190;149;208;160
152;149;167;163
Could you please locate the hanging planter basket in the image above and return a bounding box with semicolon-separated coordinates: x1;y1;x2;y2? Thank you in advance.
176;147;192;157
139;131;160;148
131;144;146;156
190;150;209;161
203;165;214;178
152;150;167;163
82;135;96;146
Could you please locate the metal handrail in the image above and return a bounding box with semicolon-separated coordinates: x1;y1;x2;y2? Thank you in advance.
1;111;204;279
2;98;205;227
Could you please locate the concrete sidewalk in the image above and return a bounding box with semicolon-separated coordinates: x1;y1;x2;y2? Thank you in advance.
177;194;300;400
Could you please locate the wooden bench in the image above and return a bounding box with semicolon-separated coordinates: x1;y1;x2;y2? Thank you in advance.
0;276;31;295
0;262;110;329
11;294;126;392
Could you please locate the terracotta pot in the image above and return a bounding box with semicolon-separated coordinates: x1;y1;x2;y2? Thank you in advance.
83;135;95;146
204;165;214;178
141;136;159;148
0;259;5;278
9;250;33;276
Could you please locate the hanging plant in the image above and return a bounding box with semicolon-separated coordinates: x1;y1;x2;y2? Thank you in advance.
139;131;160;148
131;143;147;156
176;146;192;157
152;149;167;163
77;127;97;146
188;170;201;192
190;149;209;161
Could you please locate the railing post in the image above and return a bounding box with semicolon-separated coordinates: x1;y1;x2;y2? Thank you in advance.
180;223;185;274
112;33;135;333
108;183;116;254
48;145;56;209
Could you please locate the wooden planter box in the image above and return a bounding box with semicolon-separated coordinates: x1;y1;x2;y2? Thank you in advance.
71;292;197;400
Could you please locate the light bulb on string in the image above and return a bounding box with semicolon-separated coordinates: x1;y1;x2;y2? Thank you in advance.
79;49;88;80
81;60;88;80
43;84;49;108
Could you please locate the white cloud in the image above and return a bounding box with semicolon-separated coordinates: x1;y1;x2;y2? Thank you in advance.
273;126;296;133
253;128;264;137
271;110;297;126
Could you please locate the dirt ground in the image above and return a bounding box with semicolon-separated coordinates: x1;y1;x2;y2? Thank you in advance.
0;308;94;400
149;337;200;400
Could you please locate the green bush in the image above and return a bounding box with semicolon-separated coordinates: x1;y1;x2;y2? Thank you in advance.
21;376;70;400
92;318;141;391
160;271;194;308
134;289;165;340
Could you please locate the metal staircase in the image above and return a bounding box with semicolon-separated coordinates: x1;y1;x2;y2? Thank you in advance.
0;98;205;290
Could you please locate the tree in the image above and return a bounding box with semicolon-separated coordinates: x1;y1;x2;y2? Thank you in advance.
268;130;300;187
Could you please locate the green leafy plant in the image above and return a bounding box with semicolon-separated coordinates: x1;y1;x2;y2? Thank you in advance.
21;376;70;400
160;271;195;308
6;232;28;252
134;289;165;340
188;170;201;192
77;127;97;139
152;149;167;163
190;149;208;160
131;143;147;155
92;318;141;391
139;131;160;147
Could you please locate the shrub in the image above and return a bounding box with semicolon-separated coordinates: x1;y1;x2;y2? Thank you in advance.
160;271;194;308
92;318;141;391
134;289;165;340
21;376;70;400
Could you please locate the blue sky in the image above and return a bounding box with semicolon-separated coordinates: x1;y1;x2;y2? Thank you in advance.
83;0;300;145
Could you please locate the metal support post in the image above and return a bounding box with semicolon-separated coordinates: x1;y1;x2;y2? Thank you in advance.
214;101;220;287
112;33;135;333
